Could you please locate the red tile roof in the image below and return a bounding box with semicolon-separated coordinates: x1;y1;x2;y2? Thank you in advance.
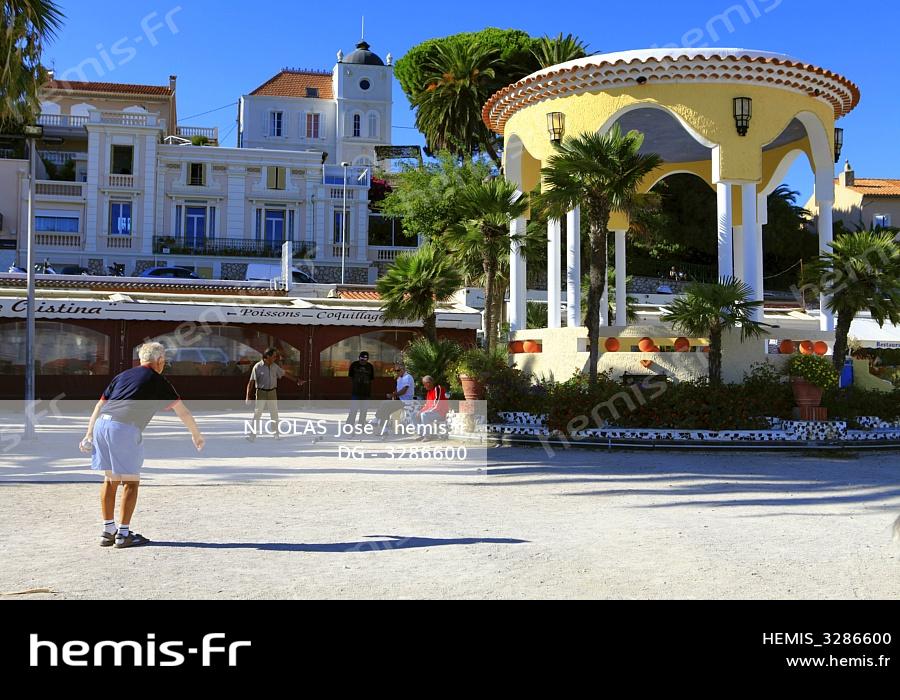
338;290;381;301
44;79;173;97
250;71;334;99
838;178;900;197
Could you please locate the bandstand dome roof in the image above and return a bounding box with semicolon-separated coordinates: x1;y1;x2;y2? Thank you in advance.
483;47;860;133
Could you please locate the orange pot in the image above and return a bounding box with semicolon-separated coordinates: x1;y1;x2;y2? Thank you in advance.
779;339;795;355
640;359;654;369
522;340;541;354
458;374;486;401
604;337;620;353
674;337;691;353
508;341;525;354
814;341;828;356
638;337;655;353
799;340;815;355
791;377;823;407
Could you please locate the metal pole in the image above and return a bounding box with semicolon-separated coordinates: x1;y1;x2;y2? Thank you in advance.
341;163;348;285
24;137;36;440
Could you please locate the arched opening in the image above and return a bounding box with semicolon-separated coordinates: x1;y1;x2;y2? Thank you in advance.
0;321;110;376
319;330;418;378
134;326;304;378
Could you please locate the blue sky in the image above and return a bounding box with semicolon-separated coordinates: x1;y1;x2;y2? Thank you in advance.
43;0;899;203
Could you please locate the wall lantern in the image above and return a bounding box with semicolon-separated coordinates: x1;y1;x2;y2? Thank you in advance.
834;127;844;163
547;112;565;144
733;97;752;136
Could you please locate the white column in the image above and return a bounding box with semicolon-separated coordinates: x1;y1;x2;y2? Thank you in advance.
741;183;761;321
508;216;527;332
599;285;609;327
732;225;744;282
547;218;561;328
817;199;835;331
756;194;767;313
566;207;581;327
614;229;627;326
716;182;734;279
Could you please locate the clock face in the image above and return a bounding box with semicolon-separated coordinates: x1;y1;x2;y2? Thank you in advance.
359;78;371;91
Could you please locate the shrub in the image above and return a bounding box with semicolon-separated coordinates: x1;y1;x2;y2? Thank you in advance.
787;354;839;390
402;337;464;393
545;372;625;435
453;347;508;383
823;388;900;423
485;366;550;422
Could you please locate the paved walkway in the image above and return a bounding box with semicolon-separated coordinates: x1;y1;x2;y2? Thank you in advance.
1;411;899;599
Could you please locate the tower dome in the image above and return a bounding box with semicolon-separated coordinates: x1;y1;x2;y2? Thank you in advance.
343;41;385;66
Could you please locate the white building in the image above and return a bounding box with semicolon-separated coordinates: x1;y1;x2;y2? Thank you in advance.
0;42;411;282
238;40;394;170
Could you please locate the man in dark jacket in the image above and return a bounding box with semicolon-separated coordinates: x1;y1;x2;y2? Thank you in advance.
347;351;375;425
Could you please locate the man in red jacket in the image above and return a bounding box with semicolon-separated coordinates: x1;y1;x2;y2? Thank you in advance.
417;375;449;441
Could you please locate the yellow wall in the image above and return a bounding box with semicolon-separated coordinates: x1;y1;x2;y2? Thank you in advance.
504;83;834;185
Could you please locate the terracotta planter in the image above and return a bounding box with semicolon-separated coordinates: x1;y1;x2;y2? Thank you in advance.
791;377;823;407
458;374;486;401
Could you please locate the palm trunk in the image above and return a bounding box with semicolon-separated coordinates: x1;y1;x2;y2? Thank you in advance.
483;256;496;352
832;312;853;373
586;219;608;384
424;314;437;345
709;326;723;387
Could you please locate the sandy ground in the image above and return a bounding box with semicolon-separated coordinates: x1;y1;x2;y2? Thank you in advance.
1;410;899;599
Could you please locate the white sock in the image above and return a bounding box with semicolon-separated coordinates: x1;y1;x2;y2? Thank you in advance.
117;524;130;538
103;520;116;534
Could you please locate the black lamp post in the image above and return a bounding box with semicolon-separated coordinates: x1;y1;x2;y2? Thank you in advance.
23;124;43;441
547;112;565;144
834;127;844;163
733;97;752;136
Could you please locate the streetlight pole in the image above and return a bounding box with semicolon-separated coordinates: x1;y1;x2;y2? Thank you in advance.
340;161;350;286
24;124;42;441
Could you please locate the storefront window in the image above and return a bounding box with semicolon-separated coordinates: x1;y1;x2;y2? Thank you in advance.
134;326;303;378
319;331;417;378
0;322;110;376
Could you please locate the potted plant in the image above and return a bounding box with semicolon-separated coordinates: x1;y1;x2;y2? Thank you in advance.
454;347;507;401
786;354;838;407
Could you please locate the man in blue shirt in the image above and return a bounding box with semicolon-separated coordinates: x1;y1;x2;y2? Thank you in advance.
80;342;205;549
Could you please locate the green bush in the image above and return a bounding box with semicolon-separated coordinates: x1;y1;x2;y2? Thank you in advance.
787;354;839;390
402;337;464;393
485;366;550;422
823;388;900;423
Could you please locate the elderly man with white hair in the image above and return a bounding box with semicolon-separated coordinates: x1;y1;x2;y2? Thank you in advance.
80;342;205;548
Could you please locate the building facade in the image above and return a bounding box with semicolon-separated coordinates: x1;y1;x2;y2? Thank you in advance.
807;161;900;232
0;41;411;282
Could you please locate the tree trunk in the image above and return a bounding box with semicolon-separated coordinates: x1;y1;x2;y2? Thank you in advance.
832;312;853;372
424;314;438;345
709;326;723;387
483;255;496;352
586;220;608;384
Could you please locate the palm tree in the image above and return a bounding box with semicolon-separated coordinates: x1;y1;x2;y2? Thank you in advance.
535;125;663;382
532;33;589;68
376;243;463;344
443;178;529;351
402;336;464;391
1;0;64;129
661;278;766;386
412;40;502;166
803;231;900;371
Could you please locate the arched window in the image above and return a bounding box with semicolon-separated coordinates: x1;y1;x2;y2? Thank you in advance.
134;326;303;377
368;112;378;139
319;331;418;378
0;321;110;376
352;113;361;138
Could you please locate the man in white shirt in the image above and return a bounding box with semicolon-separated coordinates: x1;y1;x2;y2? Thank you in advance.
374;362;415;432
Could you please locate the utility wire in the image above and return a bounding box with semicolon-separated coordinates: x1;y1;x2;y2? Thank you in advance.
763;259;804;280
179;101;239;122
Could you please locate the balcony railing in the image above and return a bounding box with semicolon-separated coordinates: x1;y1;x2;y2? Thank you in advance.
36;114;90;128
153;236;317;259
368;246;417;262
176;125;219;142
323;165;370;188
0;148;15;159
107;174;135;188
34;181;85;197
39;150;86;165
102;235;135;250
35;232;83;248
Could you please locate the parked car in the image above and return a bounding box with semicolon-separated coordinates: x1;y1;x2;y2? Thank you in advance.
59;265;91;276
245;263;316;285
140;266;200;279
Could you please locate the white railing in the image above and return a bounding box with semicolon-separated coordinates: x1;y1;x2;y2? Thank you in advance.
35;232;82;248
332;244;352;259
330;189;356;200
102;235;135;250
39;150;86;165
34;181;85;197
176;125;219;140
92;111;159;127
107;174;135;188
323;165;370;187
0;148;14;159
368;246;417;262
36;114;90;128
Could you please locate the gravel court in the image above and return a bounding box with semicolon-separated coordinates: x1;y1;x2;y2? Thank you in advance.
1;411;899;599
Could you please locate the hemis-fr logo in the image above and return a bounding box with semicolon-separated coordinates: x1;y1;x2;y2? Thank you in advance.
30;633;251;667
